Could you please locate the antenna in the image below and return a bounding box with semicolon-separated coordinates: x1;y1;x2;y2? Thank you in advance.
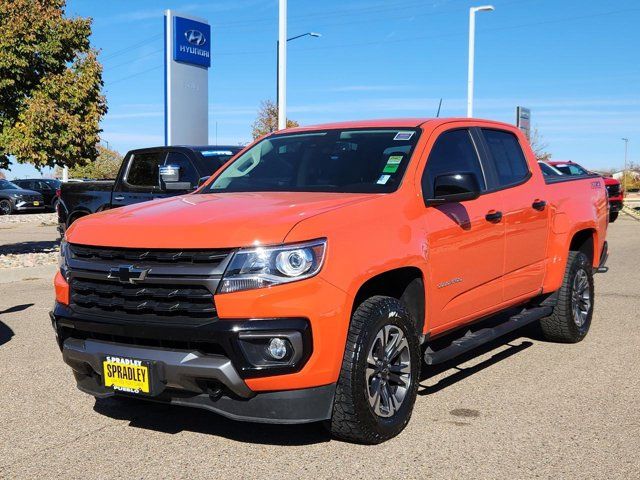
436;98;443;117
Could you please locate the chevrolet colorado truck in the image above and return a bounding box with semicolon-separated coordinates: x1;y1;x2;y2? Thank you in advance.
58;145;242;232
548;160;624;222
52;119;609;444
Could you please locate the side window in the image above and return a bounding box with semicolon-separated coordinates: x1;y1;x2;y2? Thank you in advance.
164;152;198;186
38;181;53;191
421;129;486;199
126;152;166;188
481;129;529;187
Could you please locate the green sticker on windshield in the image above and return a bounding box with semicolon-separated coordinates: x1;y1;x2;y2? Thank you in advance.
383;155;403;173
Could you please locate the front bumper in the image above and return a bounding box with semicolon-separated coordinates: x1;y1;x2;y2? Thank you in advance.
609;200;623;212
51;305;335;423
14;201;45;211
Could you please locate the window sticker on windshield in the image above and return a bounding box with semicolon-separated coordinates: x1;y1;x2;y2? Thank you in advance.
202;150;234;156
377;174;391;185
382;155;403;174
394;131;414;141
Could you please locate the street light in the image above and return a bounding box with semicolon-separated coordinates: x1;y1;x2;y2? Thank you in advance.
276;30;322;130
622;137;629;190
467;5;494;118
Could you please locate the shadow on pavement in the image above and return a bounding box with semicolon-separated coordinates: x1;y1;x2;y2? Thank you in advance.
0;240;59;255
419;309;542;395
92;308;545;442
93;397;331;445
0;303;34;315
0;321;15;347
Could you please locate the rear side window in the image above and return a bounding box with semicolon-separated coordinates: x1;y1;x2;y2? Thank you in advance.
482;129;529;187
126;152;166;188
421;129;486;199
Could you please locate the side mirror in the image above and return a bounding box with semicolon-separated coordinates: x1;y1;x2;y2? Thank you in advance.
159;164;192;191
425;172;481;206
198;176;210;188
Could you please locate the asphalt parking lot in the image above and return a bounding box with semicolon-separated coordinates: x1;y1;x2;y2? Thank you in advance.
1;215;639;479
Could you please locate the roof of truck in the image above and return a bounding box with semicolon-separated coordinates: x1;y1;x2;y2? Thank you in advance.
280;117;518;133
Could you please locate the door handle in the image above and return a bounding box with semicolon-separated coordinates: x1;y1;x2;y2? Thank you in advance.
532;199;547;211
485;210;503;223
113;196;125;201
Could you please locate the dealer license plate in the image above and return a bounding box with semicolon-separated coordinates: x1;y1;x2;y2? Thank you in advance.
103;356;151;394
33;201;40;206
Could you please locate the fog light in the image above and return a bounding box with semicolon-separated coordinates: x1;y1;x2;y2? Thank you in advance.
267;338;288;360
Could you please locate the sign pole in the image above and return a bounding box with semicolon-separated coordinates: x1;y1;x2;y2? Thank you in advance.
277;0;287;130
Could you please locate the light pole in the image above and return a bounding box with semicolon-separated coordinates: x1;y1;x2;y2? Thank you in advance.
277;31;321;130
622;137;629;190
467;5;494;118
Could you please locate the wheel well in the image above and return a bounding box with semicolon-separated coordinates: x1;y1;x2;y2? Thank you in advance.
67;211;88;227
569;229;595;265
353;267;425;333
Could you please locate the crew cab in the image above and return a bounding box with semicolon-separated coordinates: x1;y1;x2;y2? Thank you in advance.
548;160;624;222
57;145;242;232
52;119;608;444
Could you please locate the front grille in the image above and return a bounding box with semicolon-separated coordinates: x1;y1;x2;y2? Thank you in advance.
69;244;231;265
71;278;216;318
606;184;621;197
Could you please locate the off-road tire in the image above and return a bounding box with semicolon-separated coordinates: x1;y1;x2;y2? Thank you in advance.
540;251;594;343
329;296;421;444
609;211;619;223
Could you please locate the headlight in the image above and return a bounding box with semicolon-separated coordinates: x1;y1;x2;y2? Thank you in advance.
218;239;326;294
58;239;68;276
11;193;23;200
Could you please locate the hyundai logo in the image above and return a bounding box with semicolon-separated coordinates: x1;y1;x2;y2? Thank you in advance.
108;265;149;284
185;29;206;46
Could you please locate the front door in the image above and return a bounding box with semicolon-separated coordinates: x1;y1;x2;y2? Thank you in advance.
112;150;168;208
422;128;506;334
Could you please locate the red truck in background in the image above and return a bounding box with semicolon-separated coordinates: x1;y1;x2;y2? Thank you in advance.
52;118;609;444
548;161;624;222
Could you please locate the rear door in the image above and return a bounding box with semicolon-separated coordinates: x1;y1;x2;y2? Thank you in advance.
422;128;506;332
478;128;549;301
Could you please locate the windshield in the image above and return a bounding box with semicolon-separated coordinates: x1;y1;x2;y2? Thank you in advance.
204;128;420;194
0;180;20;190
555;163;588;176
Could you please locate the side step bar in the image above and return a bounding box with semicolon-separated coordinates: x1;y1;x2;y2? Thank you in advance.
424;306;553;366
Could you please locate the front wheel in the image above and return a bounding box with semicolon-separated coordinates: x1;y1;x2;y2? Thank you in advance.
0;199;12;215
540;251;594;343
329;296;421;444
609;211;619;223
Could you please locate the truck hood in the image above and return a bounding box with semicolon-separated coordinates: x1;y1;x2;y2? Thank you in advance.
66;191;376;249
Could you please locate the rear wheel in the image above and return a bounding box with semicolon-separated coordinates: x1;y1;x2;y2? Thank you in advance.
609;211;619;223
540;251;594;343
329;296;421;444
0;199;12;215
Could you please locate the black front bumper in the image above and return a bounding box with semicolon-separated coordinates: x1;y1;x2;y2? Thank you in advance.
51;304;334;424
609;201;623;212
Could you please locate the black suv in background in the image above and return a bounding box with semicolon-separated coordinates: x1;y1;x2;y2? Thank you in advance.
58;145;242;232
0;179;45;215
12;178;61;212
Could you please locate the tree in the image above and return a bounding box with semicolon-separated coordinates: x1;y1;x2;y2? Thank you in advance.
251;100;299;139
528;127;552;162
0;0;107;171
66;145;123;179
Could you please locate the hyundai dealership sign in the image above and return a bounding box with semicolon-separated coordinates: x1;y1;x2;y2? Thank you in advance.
173;16;211;68
164;11;210;146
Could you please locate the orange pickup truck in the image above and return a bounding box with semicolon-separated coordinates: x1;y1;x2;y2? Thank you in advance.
52;118;609;444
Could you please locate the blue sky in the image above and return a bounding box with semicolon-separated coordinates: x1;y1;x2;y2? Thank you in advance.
4;0;639;179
